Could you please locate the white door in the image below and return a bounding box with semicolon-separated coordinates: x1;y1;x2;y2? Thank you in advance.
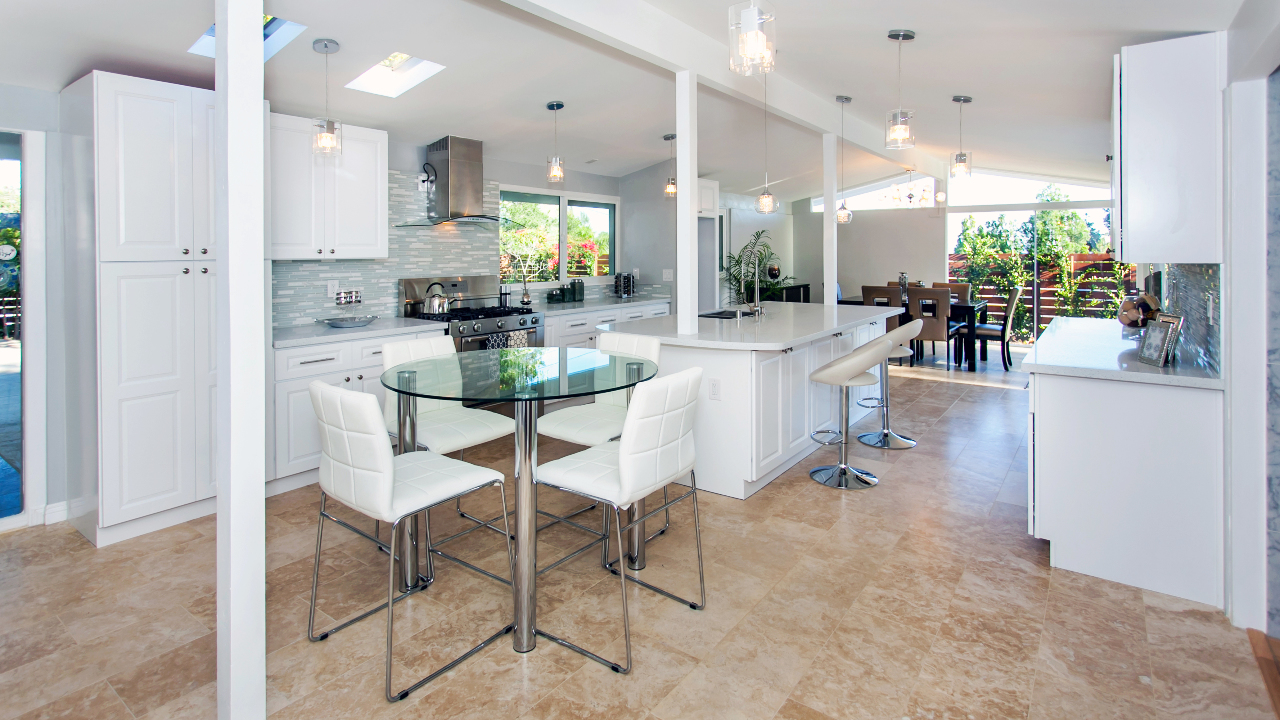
194;261;217;500
785;345;810;455
99;261;196;525
355;365;387;415
96;73;194;262
191;88;216;259
754;351;784;474
269;113;326;259
275;372;352;478
809;336;836;434
328;124;388;259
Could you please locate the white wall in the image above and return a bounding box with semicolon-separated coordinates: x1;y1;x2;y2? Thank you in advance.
835;207;947;299
791;199;823;298
618;159;676;289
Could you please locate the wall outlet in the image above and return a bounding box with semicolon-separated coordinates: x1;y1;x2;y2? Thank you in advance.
708;379;721;400
326;280;340;298
662;269;673;282
632;268;640;282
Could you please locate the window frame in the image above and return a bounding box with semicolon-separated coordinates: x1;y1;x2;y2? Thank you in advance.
499;184;621;287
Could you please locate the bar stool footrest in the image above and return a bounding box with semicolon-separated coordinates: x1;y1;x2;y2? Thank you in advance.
809;429;843;446
856;398;884;409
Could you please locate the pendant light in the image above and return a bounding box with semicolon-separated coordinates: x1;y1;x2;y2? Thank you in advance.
312;39;342;155
546;101;565;183
756;77;777;214
835;95;853;224
728;1;776;77
885;29;915;150
663;133;678;197
950;95;973;179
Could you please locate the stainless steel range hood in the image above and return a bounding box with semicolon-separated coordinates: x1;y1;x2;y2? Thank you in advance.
396;136;501;227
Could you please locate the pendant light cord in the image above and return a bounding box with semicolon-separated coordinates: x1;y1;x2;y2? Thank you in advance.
324;52;330;119
958;102;963;151
763;75;769;190
839;102;845;198
896;40;903;111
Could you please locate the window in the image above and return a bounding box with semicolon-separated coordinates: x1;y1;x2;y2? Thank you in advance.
499;189;617;285
810;174;936;213
945;170;1110;207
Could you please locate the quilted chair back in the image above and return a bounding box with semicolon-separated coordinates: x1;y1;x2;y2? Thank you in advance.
616;367;702;506
381;336;462;431
596;332;663;409
309;381;397;522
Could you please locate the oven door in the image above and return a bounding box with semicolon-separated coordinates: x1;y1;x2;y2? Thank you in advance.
457;326;543;352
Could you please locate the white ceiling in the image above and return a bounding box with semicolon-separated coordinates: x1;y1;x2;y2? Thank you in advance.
1;0;1244;201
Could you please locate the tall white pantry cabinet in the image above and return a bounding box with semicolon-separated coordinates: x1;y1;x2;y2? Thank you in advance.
59;71;224;546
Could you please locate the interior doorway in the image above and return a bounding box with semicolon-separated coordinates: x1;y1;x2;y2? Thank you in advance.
0;132;22;519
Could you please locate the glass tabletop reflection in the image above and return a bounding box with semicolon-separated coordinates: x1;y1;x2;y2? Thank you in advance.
380;347;659;403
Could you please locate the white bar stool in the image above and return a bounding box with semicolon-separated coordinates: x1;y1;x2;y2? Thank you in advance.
808;338;895;489
304;381;515;703
858;319;923;450
534;367;706;674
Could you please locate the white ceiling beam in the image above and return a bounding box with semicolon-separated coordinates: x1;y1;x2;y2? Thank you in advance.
496;0;948;179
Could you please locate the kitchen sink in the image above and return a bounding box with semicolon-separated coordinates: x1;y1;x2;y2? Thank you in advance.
699;310;748;319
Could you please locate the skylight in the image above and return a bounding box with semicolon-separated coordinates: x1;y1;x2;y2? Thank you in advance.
345;53;444;98
187;15;307;61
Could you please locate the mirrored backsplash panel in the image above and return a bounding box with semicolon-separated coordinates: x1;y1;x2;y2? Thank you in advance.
1164;263;1220;375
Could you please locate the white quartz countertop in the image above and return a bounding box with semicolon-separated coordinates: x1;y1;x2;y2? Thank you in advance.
597;302;902;351
528;296;672;317
272;318;447;349
1022;317;1222;390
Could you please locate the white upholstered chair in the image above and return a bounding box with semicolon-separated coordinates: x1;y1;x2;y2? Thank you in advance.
857;319;923;450
304;381;514;703
534;367;705;674
808;338;895;489
380;335;515;455
537;332;662;446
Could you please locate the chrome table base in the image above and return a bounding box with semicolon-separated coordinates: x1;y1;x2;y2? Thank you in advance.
810;464;879;489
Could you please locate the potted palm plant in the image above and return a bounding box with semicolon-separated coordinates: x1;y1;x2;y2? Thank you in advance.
721;230;794;305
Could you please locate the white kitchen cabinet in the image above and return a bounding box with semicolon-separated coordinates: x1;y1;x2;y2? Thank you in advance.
191;88;217;259
809;335;837;434
356;366;387;413
93;72;195;262
754;350;785;474
1118;32;1225;264
784;344;810;456
269;113;388;260
194;260;218;501
275;372;352;478
697;178;719;216
98;261;197;526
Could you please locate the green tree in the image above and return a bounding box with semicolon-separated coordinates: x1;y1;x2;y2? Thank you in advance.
565;210;609;277
499;201;558;284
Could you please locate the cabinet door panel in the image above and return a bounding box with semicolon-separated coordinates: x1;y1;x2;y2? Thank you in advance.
355;366;387;415
275;372;351;478
330;126;388;259
755;351;783;474
269;113;325;259
191;88;216;259
786;345;810;454
194;261;217;500
809;336;836;433
96;74;194;262
99;262;196;525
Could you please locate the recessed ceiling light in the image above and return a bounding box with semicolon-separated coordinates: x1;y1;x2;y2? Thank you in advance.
187;15;307;61
345;53;444;98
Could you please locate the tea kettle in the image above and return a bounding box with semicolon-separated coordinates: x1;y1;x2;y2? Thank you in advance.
424;282;450;314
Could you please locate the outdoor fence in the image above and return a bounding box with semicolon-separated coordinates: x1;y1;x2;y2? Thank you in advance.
948;252;1136;342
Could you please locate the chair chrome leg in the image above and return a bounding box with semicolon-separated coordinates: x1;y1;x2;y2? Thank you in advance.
858;359;916;450
811;386;878;489
306;493;329;641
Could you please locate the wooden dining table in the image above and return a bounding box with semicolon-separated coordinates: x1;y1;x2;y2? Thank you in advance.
840;297;989;371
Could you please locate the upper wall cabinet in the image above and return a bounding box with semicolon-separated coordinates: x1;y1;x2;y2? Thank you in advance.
1118;32;1225;264
269;113;388;260
94;73;197;262
697;178;719;216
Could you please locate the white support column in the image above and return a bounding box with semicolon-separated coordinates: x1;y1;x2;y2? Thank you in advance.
821;133;838;305
214;0;267;717
675;70;699;333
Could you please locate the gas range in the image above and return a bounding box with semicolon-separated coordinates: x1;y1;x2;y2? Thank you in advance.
401;275;544;350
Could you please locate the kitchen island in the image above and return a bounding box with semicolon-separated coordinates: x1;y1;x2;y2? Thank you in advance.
600;302;902;499
1023;317;1224;607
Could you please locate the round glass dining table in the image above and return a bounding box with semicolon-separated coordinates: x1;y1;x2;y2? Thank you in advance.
381;347;658;654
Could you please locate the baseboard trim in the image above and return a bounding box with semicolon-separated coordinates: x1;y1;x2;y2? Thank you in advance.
267;470;318;498
43;501;67;524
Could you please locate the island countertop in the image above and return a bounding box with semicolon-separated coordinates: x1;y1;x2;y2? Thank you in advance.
1022;317;1222;390
597;302;902;351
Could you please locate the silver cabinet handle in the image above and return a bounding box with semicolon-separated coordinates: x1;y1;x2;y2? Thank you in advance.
182;268;190;274
372;350;382;355
201;248;208;254
567;321;587;328
316;249;322;254
182;248;190;255
357;374;363;380
201;268;208;274
344;377;351;382
832;332;843;338
782;347;792;354
600;317;617;322
330;249;335;254
299;357;336;365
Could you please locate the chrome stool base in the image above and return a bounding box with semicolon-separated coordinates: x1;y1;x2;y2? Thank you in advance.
810;464;878;489
857;429;917;450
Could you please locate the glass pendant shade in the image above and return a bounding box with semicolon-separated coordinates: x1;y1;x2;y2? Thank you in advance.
885;110;914;149
312;118;342;155
547;156;564;183
728;1;776;76
835;201;852;224
665;178;678;197
756;189;778;214
935;191;947;203
950;151;972;179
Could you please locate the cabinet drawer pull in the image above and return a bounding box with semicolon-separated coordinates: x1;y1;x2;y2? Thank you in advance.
832;332;843;338
182;268;190;274
599;316;617;322
182;248;190;255
201;268;208;274
330;249;335;254
567;321;587;328
201;248;208;254
371;350;382;355
317;249;323;254
299;357;337;365
627;313;643;319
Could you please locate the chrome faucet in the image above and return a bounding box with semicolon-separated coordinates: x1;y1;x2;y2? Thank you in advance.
743;247;766;317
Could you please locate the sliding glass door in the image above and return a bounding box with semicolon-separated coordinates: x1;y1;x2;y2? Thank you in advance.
0;132;22;519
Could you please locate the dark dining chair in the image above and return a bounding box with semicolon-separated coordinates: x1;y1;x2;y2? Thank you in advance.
976;286;1023;371
906;287;964;367
861;286;900;332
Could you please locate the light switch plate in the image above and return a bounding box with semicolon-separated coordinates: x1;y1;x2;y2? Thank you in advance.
662;269;673;282
326;280;340;298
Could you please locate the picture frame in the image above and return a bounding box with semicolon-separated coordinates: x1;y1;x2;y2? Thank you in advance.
1154;313;1183;363
1138;320;1170;366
